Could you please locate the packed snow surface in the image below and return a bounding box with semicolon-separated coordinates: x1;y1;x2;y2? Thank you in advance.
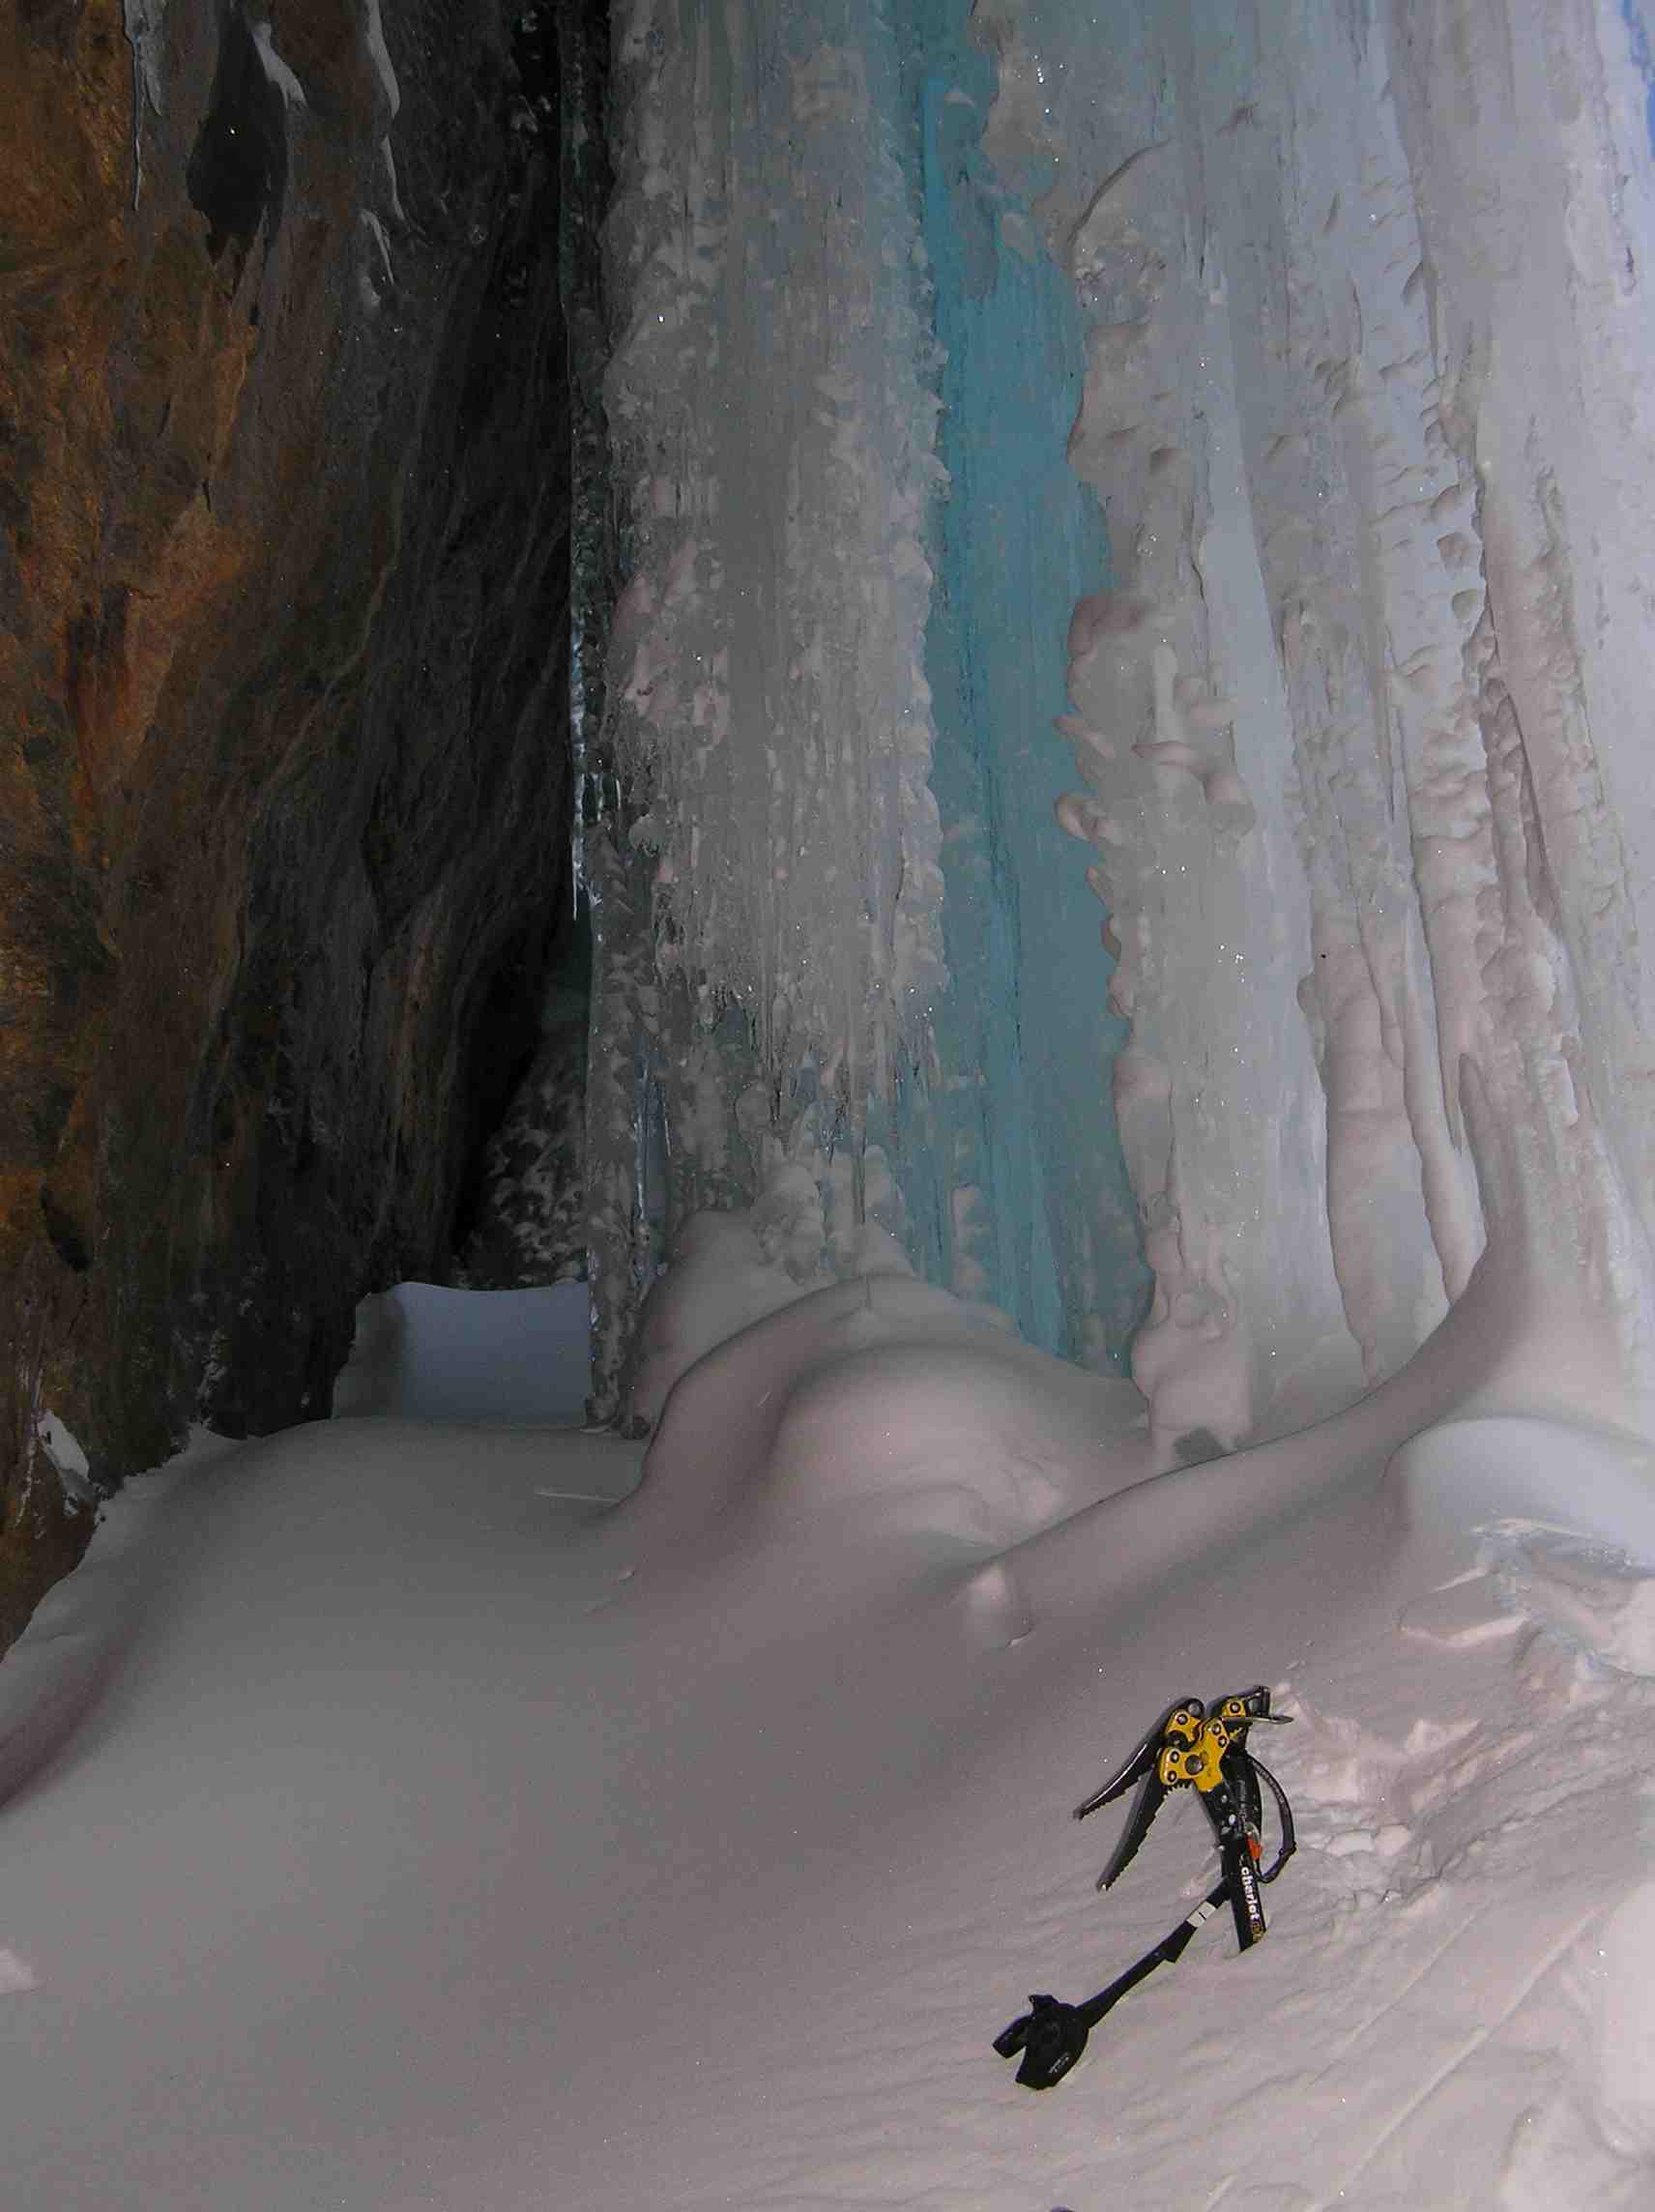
3;1207;1655;2208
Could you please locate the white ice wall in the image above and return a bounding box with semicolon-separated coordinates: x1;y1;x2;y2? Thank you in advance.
977;0;1655;1449
585;0;954;1416
602;0;945;1157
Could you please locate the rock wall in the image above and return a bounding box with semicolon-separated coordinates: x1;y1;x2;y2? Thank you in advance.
455;917;591;1289
0;0;585;1649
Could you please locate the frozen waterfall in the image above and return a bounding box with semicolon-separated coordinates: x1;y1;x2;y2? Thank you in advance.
588;0;1655;1462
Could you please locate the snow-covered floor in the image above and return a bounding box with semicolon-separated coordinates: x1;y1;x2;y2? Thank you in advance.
3;1226;1655;2209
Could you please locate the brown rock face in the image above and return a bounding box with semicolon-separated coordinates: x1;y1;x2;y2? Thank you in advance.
0;0;585;1648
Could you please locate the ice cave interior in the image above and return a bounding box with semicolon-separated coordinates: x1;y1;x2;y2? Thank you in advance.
7;2;1655;2207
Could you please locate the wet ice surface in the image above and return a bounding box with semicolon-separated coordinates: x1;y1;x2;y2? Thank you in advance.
2;1235;1653;2210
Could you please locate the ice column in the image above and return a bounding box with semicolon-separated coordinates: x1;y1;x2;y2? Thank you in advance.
591;0;947;1411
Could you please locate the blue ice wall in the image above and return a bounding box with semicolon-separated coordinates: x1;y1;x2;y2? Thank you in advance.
887;2;1149;1366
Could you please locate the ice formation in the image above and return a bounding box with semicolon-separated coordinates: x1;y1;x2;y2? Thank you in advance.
594;0;946;1313
1002;0;1655;1457
592;0;1655;1465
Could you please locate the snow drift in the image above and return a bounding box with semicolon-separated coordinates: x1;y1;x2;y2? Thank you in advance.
4;1139;1655;2204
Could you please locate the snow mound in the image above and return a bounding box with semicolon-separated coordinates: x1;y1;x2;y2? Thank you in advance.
622;1264;1151;1563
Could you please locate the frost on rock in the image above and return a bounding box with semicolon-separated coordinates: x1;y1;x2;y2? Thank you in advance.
460;978;590;1291
32;1413;93;1510
123;0;165;116
591;0;946;1411
122;0;167;206
361;0;400;122
250;21;307;109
